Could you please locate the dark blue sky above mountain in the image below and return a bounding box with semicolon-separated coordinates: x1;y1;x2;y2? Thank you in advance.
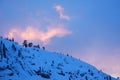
0;0;120;77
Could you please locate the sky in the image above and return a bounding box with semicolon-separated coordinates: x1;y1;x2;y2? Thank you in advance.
0;0;120;77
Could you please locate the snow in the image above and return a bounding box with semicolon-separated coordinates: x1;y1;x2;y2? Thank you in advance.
0;37;117;80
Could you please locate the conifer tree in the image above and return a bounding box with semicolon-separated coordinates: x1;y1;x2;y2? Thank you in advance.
3;44;7;58
23;40;27;47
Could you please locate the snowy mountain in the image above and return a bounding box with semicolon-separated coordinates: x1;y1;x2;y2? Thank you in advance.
0;37;117;80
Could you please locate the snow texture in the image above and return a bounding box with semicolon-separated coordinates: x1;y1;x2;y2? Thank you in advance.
0;37;117;80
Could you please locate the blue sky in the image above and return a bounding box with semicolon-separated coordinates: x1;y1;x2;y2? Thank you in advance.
0;0;120;77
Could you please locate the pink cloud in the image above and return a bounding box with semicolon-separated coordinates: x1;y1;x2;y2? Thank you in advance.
7;26;71;45
54;5;70;20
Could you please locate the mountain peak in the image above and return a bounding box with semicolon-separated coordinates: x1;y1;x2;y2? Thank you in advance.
0;37;117;80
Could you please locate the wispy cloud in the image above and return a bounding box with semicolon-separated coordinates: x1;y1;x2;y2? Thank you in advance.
7;25;71;44
6;4;72;45
54;5;70;20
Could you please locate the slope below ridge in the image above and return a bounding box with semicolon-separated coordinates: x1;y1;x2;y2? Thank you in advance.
0;38;117;80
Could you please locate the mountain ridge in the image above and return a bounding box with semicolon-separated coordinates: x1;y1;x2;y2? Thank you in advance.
0;37;117;80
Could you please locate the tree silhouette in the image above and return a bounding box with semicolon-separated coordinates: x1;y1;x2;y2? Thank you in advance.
28;43;33;47
3;44;7;58
23;40;27;47
42;47;45;50
12;38;14;42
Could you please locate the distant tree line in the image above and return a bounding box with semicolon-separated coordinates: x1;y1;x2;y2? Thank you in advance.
0;37;45;50
22;40;45;50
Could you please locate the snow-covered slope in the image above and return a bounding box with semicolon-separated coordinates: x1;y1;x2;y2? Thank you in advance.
0;38;117;80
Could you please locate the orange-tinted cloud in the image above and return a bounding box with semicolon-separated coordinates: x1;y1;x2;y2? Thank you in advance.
7;26;71;44
54;5;70;20
6;4;71;45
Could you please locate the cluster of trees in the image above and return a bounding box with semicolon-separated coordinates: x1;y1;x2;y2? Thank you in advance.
0;37;45;50
5;37;14;42
22;40;45;50
0;41;7;61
